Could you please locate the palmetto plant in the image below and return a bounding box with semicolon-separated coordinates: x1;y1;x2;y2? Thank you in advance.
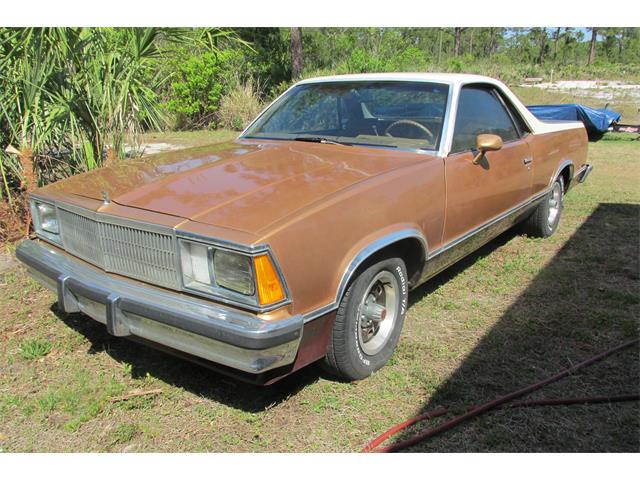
0;27;243;204
0;28;65;201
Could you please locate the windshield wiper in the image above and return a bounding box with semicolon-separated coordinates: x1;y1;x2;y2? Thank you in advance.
293;136;400;149
293;136;350;146
349;141;398;149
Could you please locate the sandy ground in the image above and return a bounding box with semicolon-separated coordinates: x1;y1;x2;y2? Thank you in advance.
0;252;17;273
126;142;185;157
519;80;640;102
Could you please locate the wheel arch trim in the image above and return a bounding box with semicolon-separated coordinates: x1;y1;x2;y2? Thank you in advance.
302;228;428;323
551;160;574;190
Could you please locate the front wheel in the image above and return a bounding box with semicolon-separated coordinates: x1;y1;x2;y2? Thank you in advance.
522;176;564;238
322;257;408;381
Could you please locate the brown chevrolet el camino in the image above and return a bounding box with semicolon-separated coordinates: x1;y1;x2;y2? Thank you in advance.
16;73;592;384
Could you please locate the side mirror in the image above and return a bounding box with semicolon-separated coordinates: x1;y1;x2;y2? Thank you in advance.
472;134;503;165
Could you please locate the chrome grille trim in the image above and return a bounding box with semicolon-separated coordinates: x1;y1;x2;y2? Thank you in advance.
28;195;292;313
59;208;104;266
57;204;179;290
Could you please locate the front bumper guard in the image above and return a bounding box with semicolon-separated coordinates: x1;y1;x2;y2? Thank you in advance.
16;240;303;374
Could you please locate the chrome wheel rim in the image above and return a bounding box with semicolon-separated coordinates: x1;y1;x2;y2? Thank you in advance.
357;271;399;356
547;182;562;228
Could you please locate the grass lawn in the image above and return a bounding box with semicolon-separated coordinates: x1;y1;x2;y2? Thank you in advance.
0;133;638;452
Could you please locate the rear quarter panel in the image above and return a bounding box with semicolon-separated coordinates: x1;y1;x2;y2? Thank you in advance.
527;127;589;193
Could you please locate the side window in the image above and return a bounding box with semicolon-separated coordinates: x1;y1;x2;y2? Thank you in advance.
503;96;531;136
451;86;520;153
494;88;531;136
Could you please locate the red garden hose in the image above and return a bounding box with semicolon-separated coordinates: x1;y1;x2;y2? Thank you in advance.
363;338;639;453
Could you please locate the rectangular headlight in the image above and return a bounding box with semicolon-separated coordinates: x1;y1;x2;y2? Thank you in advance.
214;250;255;296
178;237;286;309
179;240;255;297
30;199;61;244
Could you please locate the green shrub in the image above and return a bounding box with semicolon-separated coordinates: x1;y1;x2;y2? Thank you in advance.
19;338;52;360
217;80;264;131
445;57;466;73
346;48;386;73
165;50;244;129
389;46;431;71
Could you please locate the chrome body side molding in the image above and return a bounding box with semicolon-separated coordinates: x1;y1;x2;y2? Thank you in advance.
302;188;550;323
428;188;549;260
419;189;548;283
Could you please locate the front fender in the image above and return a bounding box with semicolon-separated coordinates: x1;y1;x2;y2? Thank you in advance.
303;224;428;322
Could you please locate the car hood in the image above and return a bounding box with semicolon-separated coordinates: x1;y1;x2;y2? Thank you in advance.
41;140;425;234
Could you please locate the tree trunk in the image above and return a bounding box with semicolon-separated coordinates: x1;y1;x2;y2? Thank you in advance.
618;30;623;57
19;146;35;192
603;29;611;58
454;27;463;56
588;28;597;65
19;146;35;237
562;28;573;65
105;147;118;167
553;27;560;61
290;27;303;80
538;29;547;65
485;27;493;56
490;27;497;55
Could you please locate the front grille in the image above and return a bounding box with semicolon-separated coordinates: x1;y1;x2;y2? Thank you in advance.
59;208;104;266
58;207;179;289
101;223;178;289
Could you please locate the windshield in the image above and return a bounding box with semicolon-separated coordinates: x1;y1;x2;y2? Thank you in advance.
242;81;449;151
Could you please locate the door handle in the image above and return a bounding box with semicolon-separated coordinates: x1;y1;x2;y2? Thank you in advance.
523;157;533;165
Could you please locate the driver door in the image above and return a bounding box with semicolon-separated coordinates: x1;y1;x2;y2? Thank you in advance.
442;84;533;245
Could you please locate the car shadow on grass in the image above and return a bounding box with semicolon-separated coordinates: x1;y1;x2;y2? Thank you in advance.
53;307;325;413
51;203;639;428
407;228;520;310
394;202;640;452
49;217;523;413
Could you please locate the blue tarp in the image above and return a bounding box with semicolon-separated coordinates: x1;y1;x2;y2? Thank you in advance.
527;104;621;140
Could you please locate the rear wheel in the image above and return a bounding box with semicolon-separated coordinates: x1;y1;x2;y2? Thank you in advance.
522;176;564;238
323;258;408;381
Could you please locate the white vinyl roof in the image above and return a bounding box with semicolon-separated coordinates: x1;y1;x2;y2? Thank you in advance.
242;73;584;157
298;72;583;142
298;72;502;87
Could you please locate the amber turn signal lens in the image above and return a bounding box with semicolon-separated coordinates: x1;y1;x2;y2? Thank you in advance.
253;254;285;305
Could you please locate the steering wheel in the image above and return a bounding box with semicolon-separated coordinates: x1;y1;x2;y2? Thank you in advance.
384;119;434;143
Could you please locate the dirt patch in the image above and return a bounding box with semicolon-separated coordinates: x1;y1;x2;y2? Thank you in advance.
126;142;185;157
0;193;29;244
519;80;640;102
0;252;17;273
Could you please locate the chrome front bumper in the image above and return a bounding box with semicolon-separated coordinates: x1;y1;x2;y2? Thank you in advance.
16;240;303;374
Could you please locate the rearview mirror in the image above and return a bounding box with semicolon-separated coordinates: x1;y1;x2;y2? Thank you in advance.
473;134;503;165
